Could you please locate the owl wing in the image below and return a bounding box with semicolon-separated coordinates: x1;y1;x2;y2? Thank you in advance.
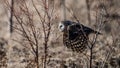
72;23;101;36
63;23;88;52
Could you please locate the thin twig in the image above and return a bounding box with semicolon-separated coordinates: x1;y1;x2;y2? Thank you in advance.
9;0;14;33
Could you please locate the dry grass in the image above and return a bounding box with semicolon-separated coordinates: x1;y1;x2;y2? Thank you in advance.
0;0;120;68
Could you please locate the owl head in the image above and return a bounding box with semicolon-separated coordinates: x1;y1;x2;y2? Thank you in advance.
58;20;73;32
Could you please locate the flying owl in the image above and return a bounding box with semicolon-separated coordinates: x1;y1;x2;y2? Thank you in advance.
58;20;101;53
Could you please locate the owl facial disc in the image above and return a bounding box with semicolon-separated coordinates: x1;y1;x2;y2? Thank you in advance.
58;22;65;32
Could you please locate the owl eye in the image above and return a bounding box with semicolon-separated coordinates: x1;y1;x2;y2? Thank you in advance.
60;25;63;28
59;24;64;29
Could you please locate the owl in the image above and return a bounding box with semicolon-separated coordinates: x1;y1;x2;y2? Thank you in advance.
58;20;101;53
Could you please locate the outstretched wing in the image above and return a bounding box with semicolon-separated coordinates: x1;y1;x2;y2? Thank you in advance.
71;23;101;36
63;23;88;52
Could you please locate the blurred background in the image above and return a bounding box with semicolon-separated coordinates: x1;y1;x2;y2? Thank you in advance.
0;0;120;68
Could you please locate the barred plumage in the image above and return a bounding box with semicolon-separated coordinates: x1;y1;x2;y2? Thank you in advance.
59;20;101;53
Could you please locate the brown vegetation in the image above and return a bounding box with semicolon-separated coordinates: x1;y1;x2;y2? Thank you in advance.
0;0;119;68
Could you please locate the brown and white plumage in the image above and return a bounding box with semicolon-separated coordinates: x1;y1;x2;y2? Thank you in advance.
58;20;101;53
